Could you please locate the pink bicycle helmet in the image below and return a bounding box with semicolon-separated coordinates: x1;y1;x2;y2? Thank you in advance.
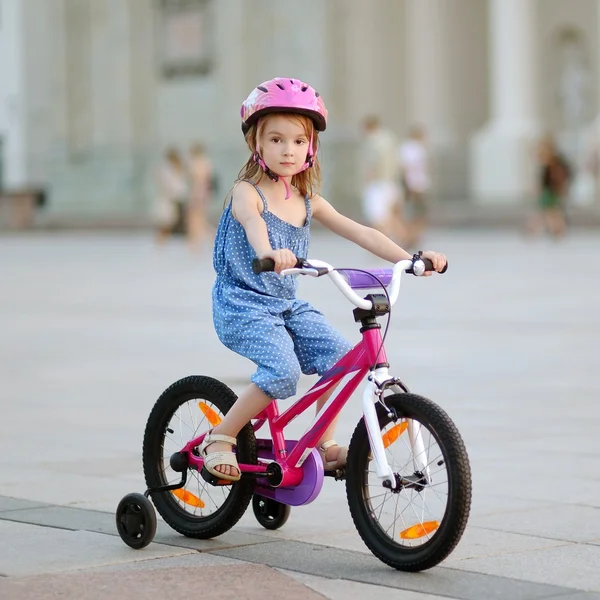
241;77;327;134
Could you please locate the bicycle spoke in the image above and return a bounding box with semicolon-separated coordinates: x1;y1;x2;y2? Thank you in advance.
157;398;231;519
364;413;451;549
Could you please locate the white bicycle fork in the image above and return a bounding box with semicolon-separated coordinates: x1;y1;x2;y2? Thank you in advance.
362;367;431;489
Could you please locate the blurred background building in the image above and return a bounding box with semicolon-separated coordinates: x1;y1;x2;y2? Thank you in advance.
0;0;599;222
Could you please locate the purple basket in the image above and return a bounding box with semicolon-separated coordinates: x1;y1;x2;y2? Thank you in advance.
338;269;393;290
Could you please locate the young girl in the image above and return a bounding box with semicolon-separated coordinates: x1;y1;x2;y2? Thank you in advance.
203;77;447;481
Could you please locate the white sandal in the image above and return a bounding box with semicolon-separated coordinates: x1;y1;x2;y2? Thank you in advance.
199;431;241;482
319;440;348;470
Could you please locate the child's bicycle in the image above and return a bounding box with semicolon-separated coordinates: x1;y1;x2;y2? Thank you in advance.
116;253;471;572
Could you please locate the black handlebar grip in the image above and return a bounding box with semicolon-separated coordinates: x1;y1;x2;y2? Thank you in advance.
422;258;448;274
252;257;304;274
252;258;276;273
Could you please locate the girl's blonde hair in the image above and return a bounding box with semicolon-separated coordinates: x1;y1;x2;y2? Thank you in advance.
235;113;322;199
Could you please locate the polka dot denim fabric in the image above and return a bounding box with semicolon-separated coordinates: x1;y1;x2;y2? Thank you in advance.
212;180;352;399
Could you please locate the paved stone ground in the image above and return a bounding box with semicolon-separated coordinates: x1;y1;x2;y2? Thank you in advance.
1;228;600;599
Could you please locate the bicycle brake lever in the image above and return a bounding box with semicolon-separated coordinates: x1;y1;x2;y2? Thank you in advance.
405;253;426;277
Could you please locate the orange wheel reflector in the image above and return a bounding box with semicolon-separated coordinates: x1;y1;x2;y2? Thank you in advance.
172;488;205;509
400;521;439;539
382;422;408;448
199;402;221;426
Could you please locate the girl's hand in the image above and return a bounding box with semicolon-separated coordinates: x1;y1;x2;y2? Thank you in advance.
421;250;447;275
261;249;298;274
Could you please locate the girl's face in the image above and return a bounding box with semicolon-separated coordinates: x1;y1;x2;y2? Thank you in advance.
257;115;311;177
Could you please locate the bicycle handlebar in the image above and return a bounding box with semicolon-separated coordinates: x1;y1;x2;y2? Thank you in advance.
251;255;447;311
252;256;446;275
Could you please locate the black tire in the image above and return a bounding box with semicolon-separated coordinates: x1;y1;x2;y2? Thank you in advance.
252;494;291;530
346;393;471;572
115;492;157;549
143;375;257;539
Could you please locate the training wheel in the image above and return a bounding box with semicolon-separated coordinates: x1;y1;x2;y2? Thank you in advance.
252;493;291;530
116;492;157;549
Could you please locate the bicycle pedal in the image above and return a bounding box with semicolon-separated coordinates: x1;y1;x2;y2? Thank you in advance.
324;468;346;481
200;467;234;487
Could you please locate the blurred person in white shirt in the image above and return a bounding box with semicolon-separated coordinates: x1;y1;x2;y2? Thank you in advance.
153;148;189;246
398;125;431;247
361;115;406;242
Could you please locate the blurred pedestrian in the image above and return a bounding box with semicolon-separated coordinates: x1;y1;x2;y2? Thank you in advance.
187;142;214;252
526;135;571;239
153;148;189;246
360;115;405;242
398;124;431;248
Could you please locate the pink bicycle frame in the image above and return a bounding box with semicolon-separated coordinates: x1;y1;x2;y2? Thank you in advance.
184;326;387;487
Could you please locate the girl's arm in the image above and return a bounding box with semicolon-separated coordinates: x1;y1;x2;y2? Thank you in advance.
231;182;273;255
231;181;297;272
311;195;413;263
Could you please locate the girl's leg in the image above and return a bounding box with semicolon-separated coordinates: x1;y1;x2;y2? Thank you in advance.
207;383;272;478
206;384;346;476
286;301;354;466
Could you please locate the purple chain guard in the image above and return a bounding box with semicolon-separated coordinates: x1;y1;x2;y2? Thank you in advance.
253;440;324;506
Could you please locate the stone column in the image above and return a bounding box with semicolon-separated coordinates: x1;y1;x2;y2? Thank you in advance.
128;0;158;212
64;0;92;160
404;0;457;198
89;0;133;155
470;0;540;203
0;0;26;188
594;0;600;203
216;0;246;186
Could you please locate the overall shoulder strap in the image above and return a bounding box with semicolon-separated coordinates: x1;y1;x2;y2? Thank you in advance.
239;179;268;212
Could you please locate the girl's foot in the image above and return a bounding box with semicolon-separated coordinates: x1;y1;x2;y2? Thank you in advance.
199;432;241;481
319;440;348;470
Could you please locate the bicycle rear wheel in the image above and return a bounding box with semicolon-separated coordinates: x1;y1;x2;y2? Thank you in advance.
346;393;471;571
143;375;257;539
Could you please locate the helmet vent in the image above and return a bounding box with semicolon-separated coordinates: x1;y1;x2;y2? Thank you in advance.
315;91;320;97
301;85;308;91
257;86;268;92
276;82;285;90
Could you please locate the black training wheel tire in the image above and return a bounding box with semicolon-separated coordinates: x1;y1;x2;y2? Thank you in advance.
143;376;257;539
345;393;472;572
116;492;157;549
252;494;291;530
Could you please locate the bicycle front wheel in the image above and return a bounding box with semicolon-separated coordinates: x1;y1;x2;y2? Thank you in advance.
346;393;471;572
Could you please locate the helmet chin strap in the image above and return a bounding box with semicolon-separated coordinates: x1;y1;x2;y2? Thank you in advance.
253;134;314;199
